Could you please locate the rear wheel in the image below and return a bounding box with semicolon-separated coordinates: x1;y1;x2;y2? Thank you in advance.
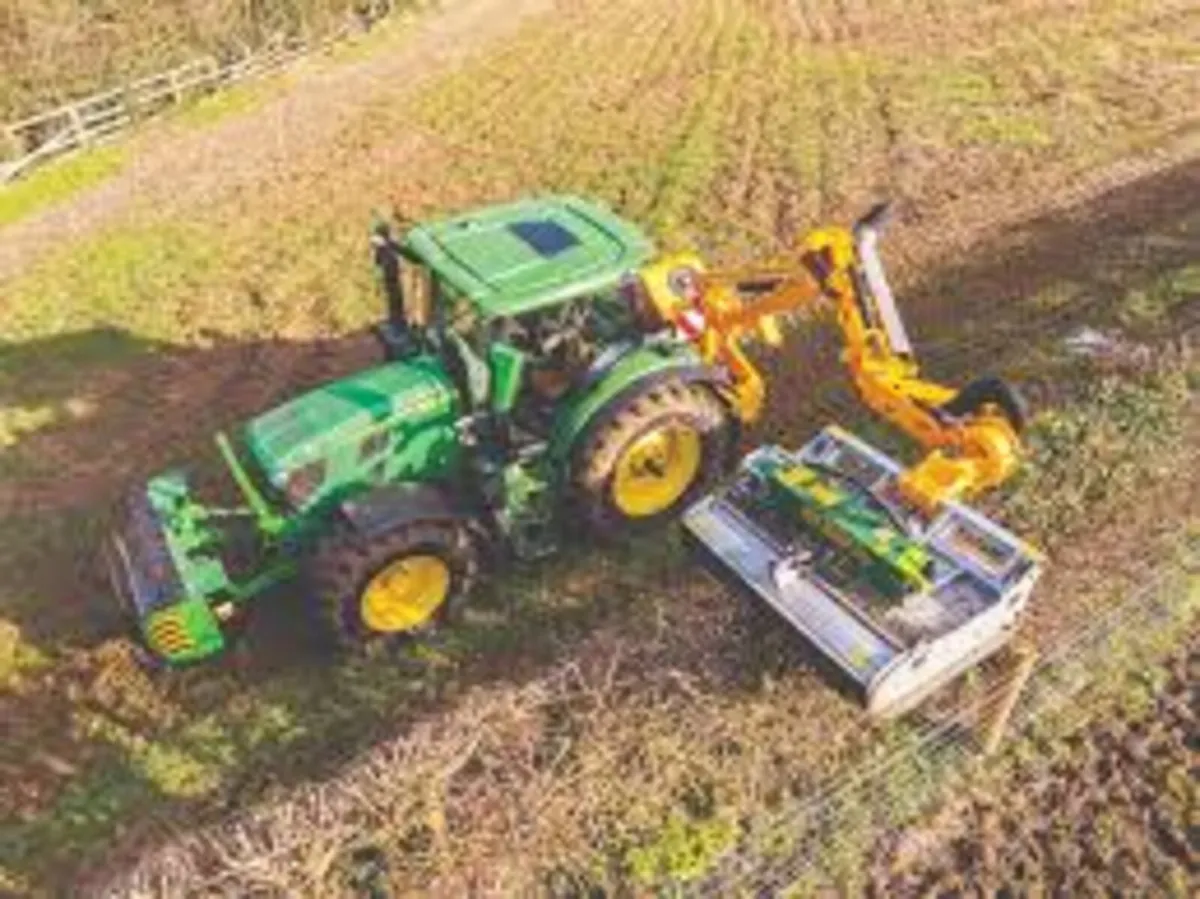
307;520;477;651
572;380;731;534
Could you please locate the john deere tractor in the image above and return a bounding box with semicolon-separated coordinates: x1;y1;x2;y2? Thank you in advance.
107;196;744;665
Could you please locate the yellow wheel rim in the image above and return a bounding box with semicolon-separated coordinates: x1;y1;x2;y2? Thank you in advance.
611;422;703;518
360;554;451;633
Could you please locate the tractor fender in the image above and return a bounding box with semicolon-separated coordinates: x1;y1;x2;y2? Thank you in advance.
338;481;470;542
548;342;736;472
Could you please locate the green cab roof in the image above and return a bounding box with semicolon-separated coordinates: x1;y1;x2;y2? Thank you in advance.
401;195;655;319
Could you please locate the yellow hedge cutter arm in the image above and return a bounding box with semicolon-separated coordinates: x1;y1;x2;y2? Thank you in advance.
638;203;1027;513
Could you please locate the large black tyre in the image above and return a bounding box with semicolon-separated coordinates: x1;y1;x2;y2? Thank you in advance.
307;519;477;651
571;380;732;535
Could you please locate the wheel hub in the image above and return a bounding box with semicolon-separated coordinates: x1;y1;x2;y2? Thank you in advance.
611;423;702;518
360;554;451;633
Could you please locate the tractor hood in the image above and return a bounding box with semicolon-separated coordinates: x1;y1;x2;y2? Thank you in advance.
242;355;461;510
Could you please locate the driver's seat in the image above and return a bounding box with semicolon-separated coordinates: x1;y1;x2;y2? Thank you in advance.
528;364;574;403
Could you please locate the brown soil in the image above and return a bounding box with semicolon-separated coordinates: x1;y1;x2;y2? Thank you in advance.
870;634;1198;897
1;0;1198;893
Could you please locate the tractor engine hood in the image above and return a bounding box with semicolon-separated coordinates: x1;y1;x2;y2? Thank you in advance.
241;355;462;513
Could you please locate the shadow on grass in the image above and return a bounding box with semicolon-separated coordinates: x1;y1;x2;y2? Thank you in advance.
2;157;1199;893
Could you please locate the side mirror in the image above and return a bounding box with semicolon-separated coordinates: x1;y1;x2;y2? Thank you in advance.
401;261;432;329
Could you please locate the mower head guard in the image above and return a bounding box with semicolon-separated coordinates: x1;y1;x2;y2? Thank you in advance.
683;427;1043;717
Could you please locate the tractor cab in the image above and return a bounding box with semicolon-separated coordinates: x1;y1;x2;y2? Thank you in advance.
375;196;657;434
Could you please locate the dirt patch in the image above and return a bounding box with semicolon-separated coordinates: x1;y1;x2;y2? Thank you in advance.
871;634;1198;896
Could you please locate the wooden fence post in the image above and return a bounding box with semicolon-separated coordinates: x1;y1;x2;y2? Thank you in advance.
982;645;1039;756
69;105;88;148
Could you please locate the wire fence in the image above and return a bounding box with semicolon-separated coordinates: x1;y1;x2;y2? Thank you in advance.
0;1;407;185
691;563;1197;895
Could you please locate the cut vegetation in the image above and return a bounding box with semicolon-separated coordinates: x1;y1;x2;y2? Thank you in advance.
1;0;1198;894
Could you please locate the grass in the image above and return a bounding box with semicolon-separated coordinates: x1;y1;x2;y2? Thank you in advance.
318;5;428;66
0;223;225;343
169;82;275;130
1;0;1199;893
1002;365;1194;548
0;145;127;227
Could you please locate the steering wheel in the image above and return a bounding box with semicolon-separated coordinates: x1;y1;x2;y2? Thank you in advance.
535;302;588;356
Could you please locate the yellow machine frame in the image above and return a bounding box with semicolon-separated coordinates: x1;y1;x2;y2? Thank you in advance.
635;208;1024;514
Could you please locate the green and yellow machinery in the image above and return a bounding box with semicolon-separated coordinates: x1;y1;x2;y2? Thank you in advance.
671;204;1043;716
107;196;1037;683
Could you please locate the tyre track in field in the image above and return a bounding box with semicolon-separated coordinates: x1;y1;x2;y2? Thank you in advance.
516;0;674;194
602;0;720;215
535;0;680;191
605;0;681;108
864;48;905;204
641;0;729;209
700;1;787;255
643;0;747;236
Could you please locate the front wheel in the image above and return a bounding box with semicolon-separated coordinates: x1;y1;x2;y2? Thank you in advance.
571;380;732;535
307;519;478;651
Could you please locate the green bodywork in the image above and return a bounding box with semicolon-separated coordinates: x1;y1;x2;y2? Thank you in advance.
244;355;462;515
402;196;654;319
114;195;722;666
486;342;527;416
749;453;933;600
547;338;709;465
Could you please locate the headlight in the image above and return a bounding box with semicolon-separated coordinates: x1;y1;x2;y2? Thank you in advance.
284;459;326;507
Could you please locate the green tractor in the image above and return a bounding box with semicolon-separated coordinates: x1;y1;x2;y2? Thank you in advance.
106;196;743;666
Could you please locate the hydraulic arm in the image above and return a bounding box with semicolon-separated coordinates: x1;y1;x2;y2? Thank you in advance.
638;204;1027;513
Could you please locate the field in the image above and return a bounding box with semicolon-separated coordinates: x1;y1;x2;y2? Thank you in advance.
873;633;1197;896
1;0;1198;894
